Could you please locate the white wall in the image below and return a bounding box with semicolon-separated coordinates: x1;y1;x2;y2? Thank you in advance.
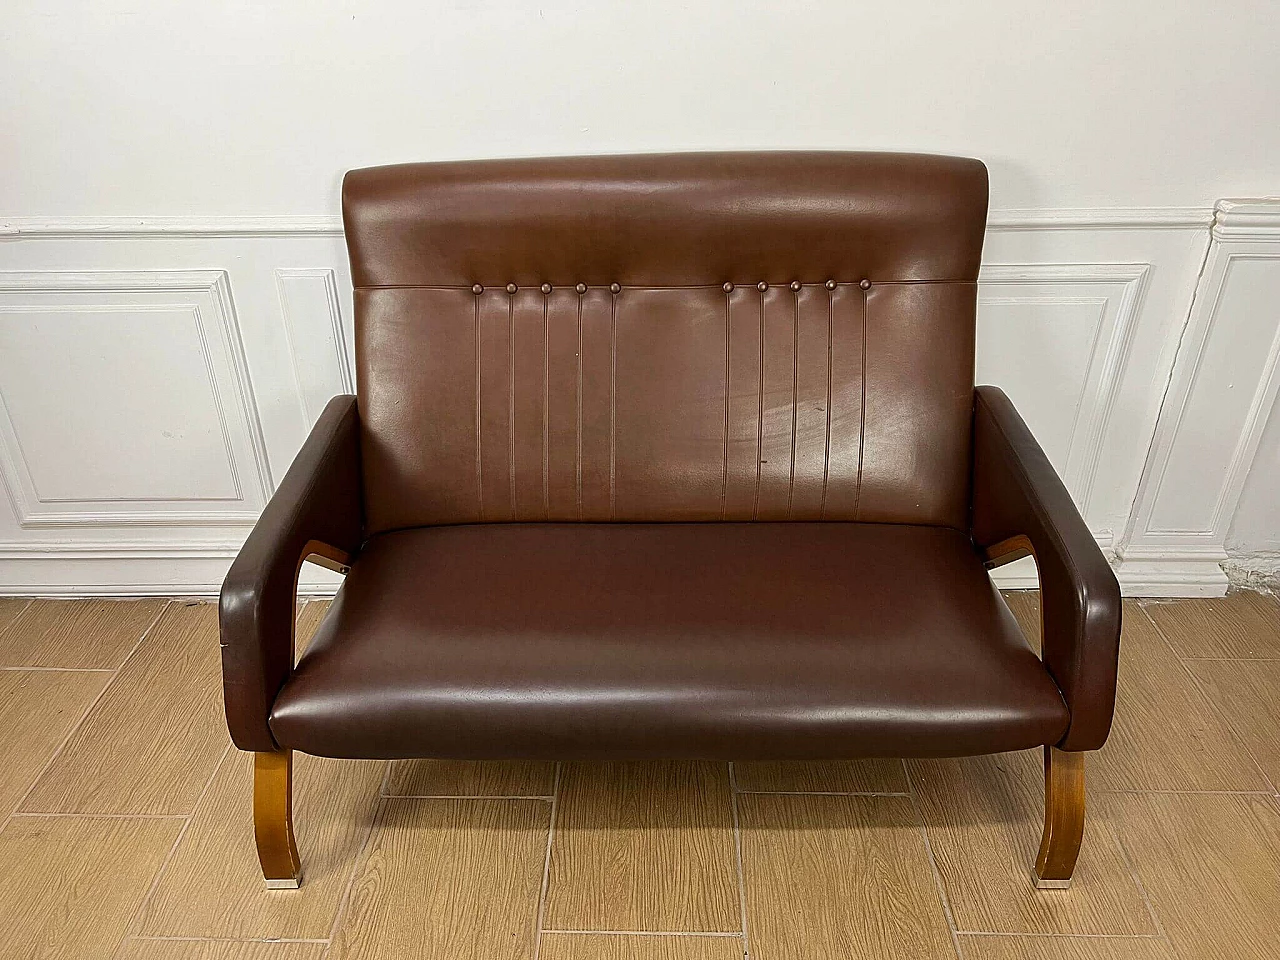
1;1;1278;595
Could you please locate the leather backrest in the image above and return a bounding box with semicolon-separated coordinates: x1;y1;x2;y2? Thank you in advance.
344;152;987;534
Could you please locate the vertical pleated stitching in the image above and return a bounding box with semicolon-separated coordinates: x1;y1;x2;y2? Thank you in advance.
608;287;618;520
787;285;800;518
853;283;869;520
752;285;765;520
473;292;484;520
820;284;834;519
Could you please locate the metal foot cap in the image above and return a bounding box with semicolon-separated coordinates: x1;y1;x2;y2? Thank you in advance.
265;876;301;890
1034;875;1071;890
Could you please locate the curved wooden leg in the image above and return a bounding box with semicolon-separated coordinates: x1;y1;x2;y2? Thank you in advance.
254;750;301;889
1034;746;1085;889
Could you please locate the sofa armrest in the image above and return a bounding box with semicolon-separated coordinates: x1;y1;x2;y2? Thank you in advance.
971;386;1122;751
219;394;363;751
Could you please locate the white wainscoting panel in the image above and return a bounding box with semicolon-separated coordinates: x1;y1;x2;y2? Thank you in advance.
275;267;354;424
0;270;270;529
1;206;1276;597
1119;201;1280;595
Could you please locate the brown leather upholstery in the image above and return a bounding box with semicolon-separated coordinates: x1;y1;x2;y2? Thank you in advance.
270;522;1068;759
345;153;984;534
220;151;1121;763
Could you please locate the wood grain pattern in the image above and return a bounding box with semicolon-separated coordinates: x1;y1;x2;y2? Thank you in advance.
0;598;165;668
1092;602;1269;792
737;793;953;960
1105;792;1280;960
0;669;109;815
545;762;739;933
327;799;550;960
254;750;301;885
0;596;32;636
137;749;385;940
386;759;557;797
295;599;331;653
1142;591;1280;659
960;934;1172;960
20;601;230;814
537;933;743;960
1001;590;1042;653
1184;659;1280;789
907;751;1155;935
117;941;326;960
733;759;908;794
0;815;182;960
1035;747;1085;885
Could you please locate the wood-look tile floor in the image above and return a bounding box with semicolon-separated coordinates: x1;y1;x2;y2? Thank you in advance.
0;592;1278;959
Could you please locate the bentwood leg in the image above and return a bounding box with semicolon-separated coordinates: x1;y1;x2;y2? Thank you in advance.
254;750;302;888
1034;745;1085;888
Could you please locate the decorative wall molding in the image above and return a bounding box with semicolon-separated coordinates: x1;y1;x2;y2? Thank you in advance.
0;269;273;529
978;262;1151;519
3;202;1278;598
1119;201;1280;595
275;267;354;424
0;207;1214;240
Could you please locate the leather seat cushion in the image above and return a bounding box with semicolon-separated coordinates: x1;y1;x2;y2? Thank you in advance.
270;522;1069;759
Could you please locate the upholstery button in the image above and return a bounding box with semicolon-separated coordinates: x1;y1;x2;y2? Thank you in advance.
471;284;483;295
790;280;802;291
506;283;518;294
757;281;768;291
541;283;552;294
610;283;621;294
723;282;734;293
859;279;871;290
825;279;837;290
575;283;587;294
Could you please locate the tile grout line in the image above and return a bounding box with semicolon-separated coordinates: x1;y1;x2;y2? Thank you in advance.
955;931;1168;940
4;600;171;826
531;762;562;960
321;761;398;956
129;936;332;944
542;929;744;937
902;759;966;960
1139;604;1280;794
727;761;752;960
383;794;556;801
0;665;117;672
114;738;234;958
735;789;911;797
8;811;189;820
1103;814;1169;942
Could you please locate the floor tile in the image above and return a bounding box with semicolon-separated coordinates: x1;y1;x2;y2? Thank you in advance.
1092;602;1269;792
0;596;32;636
733;759;908;794
387;759;557;797
908;751;1154;935
295;599;331;653
327;798;550;960
0;669;110;815
959;934;1172;960
1142;592;1280;659
538;933;743;960
117;942;326;960
1106;792;1280;960
0;815;182;960
137;749;385;940
545;761;739;933
738;793;954;960
1001;591;1042;652
20;602;231;815
1184;659;1280;788
0;598;166;668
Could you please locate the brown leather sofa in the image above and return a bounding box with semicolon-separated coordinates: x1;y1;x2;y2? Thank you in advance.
220;152;1121;891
